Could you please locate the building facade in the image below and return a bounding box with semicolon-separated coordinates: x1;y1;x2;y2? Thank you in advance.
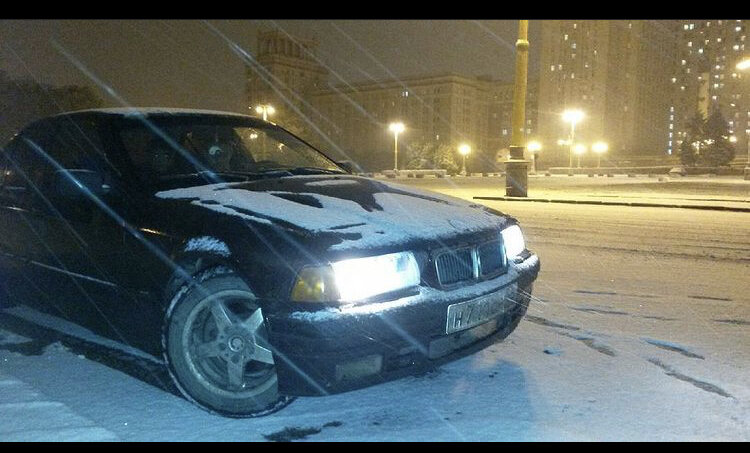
246;30;538;172
538;20;678;167
670;20;750;160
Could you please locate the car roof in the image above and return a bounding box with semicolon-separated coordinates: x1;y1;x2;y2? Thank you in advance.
51;107;267;122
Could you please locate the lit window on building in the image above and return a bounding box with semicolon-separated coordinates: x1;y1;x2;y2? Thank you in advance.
502;129;507;135
551;65;555;71
699;48;704;54
684;24;689;30
681;59;686;65
737;26;742;32
670;106;674;112
734;44;740;50
572;43;576;49
688;41;692;47
690;23;694;30
671;77;677;83
564;34;568;40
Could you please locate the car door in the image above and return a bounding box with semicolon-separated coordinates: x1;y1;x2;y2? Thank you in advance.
29;115;166;351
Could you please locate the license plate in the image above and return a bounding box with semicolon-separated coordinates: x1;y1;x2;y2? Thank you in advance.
446;291;507;334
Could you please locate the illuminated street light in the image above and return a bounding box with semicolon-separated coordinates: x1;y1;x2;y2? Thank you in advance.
389;122;405;171
458;143;471;176
592;141;609;168
573;143;586;168
254;104;275;121
527;140;542;173
562;109;585;169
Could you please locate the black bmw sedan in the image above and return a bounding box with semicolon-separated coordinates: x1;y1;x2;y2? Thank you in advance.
0;108;539;417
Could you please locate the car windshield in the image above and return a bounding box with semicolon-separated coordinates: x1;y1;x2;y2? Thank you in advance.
118;117;344;184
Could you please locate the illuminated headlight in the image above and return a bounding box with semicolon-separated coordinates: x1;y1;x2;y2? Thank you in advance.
291;251;420;304
501;224;526;259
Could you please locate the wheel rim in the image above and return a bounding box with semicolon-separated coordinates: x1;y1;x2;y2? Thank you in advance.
181;289;277;399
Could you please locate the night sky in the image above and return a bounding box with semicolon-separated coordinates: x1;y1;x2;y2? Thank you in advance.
0;20;541;113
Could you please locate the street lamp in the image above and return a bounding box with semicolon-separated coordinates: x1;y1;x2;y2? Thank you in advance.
592;141;609;168
573;143;586;168
254;104;275;121
527;140;542;173
388;122;405;172
458;143;471;176
562;109;584;169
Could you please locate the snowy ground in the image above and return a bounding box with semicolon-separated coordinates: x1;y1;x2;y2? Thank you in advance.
1;177;749;441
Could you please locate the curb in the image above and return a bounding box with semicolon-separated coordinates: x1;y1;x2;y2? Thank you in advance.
472;196;750;213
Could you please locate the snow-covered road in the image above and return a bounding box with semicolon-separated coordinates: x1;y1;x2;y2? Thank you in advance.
1;194;748;441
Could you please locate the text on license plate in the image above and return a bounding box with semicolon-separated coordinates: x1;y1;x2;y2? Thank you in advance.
446;292;507;334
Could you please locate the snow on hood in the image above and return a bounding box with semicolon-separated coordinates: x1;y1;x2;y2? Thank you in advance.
156;176;508;251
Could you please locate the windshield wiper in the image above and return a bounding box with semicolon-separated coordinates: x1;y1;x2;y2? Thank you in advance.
160;171;250;183
255;166;346;175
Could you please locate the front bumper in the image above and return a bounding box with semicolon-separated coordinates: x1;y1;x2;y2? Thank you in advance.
266;252;540;396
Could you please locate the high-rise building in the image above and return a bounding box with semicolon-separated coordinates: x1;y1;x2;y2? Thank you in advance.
246;30;538;171
538;20;678;166
246;30;328;132
670;20;750;159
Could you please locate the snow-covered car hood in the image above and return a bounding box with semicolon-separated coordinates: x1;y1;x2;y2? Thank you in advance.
155;175;511;252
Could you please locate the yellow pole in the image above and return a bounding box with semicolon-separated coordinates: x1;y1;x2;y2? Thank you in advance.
510;20;528;150
505;20;530;197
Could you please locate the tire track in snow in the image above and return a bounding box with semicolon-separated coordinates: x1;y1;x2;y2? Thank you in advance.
642;338;704;360
647;359;732;399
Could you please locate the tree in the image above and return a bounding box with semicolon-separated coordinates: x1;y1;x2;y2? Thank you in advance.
701;107;735;167
0;74;103;143
404;139;459;174
678;112;704;167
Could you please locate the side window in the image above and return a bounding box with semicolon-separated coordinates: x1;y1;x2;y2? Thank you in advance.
44;118;107;173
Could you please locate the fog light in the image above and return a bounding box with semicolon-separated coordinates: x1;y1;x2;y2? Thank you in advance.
334;354;383;382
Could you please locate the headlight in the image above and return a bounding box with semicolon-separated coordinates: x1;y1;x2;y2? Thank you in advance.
290;251;420;304
501;224;526;259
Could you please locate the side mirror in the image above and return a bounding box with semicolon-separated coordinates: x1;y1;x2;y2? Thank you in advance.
54;169;110;199
336;160;355;173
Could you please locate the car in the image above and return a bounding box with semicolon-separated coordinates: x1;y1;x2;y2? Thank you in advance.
0;108;540;417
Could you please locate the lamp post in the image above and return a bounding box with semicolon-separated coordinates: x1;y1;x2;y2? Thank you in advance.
735;57;750;179
458;143;471;176
527;140;541;173
573;143;586;168
254;104;275;121
505;20;530;197
592;141;608;168
388;122;405;172
562;109;584;169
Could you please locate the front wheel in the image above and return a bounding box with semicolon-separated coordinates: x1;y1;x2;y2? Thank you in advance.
163;268;289;417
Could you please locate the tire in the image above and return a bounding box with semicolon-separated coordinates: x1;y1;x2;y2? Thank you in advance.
163;267;289;417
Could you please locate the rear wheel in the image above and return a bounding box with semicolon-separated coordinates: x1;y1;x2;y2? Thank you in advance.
163;268;289;417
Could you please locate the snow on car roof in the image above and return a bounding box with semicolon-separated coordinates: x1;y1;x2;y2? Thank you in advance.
55;107;263;120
